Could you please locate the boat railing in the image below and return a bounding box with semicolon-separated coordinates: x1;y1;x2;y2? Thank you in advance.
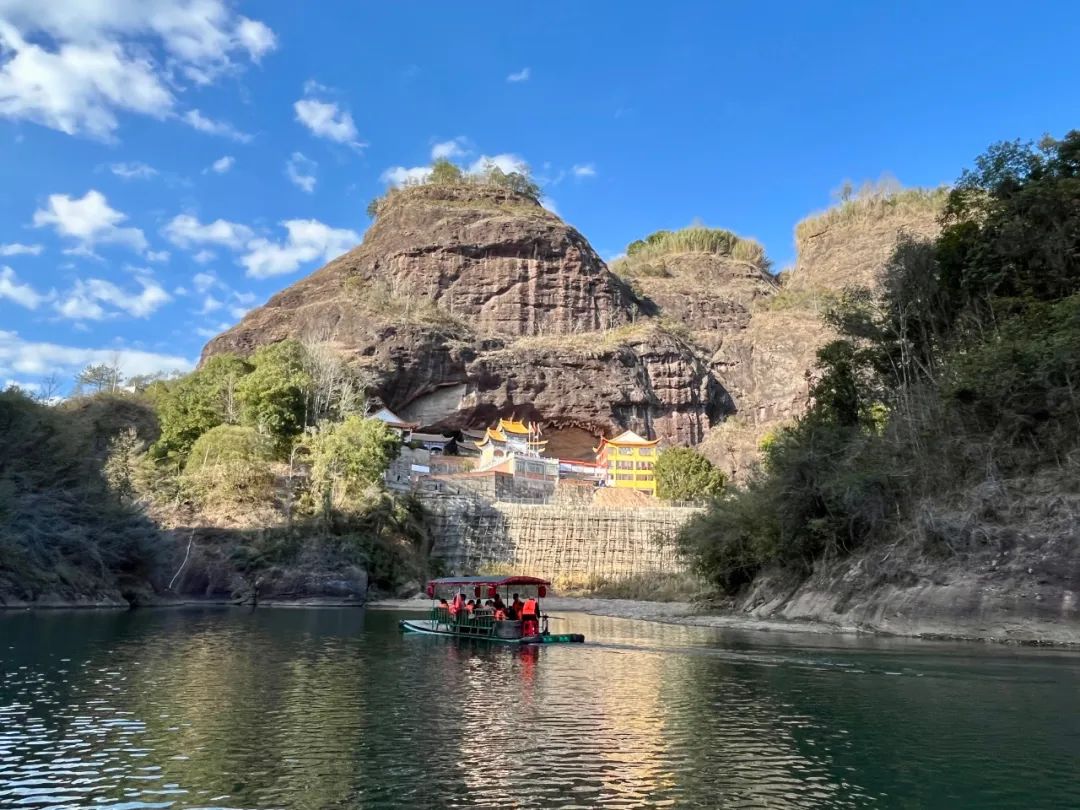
430;606;498;637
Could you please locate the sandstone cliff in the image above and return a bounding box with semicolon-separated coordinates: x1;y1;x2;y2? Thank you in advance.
205;185;734;445
700;192;946;477
204;183;946;465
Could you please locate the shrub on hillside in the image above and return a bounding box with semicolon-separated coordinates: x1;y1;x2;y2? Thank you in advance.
306;416;400;516
182;425;275;508
654;447;725;502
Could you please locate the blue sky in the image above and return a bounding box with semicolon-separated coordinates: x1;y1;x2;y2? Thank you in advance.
1;1;1078;392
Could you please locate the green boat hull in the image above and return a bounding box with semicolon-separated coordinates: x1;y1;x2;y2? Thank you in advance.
399;618;584;645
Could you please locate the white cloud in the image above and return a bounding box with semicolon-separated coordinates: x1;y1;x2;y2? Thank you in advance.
232;291;256;305
163;213;253;250
0;329;191;378
33;190;147;254
572;163;597;178
380;165;432;187
228;304;249;320
235;17;276;62
294;98;363;148
241;219;359;279
0;2;275;139
183;109;252;143
0;242;42;256
193;249;216;264
54;276;171;320
209;155;235;174
192;272;217;293
111;161;158;180
286;152;317;193
506;67;531;83
146;249;170;263
0;24;174;140
431;137;468;160
468;153;529;176
0;266;49;309
540;198;559;215
199;294;222;314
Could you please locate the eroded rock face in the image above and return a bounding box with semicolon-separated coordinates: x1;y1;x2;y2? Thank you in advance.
203;185;732;443
627;253;778;351
700;206;945;478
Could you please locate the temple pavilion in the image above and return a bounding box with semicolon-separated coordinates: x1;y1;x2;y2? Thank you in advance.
595;429;660;495
474;417;559;481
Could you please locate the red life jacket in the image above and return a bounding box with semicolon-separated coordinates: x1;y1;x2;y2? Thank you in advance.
521;598;538;618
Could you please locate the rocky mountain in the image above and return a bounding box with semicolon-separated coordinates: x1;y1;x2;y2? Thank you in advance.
204;182;945;462
205;184;733;445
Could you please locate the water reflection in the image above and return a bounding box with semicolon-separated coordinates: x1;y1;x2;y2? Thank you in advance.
2;607;1080;808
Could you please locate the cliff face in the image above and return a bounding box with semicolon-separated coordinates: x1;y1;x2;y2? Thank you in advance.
624;253;778;351
700;202;945;477
204;184;945;461
205;186;734;444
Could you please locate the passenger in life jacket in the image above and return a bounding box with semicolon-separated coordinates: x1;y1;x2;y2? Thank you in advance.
521;596;540;637
494;607;506;620
509;593;524;620
450;592;465;618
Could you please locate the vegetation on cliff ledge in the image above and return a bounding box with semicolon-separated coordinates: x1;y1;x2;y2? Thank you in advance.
367;157;542;219
681;131;1080;594
794;179;949;243
612;225;770;278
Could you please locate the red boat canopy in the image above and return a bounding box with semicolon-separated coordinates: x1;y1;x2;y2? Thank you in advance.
427;575;550;588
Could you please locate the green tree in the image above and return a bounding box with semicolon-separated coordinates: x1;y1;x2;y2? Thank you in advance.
429;158;464;185
654;447;726;501
236;340;311;448
149;354;253;460
75;362;122;395
479;163;542;200
306;416;400;516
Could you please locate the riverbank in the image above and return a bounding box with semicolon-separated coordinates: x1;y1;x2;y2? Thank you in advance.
8;592;1078;647
369;595;1080;646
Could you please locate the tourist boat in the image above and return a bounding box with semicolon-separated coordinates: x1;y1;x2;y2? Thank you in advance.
399;575;585;644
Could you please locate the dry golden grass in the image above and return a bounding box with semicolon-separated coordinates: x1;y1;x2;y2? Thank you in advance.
795;182;948;243
612;226;769;278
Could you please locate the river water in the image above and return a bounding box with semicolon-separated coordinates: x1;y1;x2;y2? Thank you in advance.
1;607;1079;809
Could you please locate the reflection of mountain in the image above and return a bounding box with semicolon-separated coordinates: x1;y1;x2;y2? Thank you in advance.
6;608;1078;808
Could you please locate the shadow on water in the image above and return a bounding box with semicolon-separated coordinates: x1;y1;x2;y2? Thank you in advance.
2;606;1080;809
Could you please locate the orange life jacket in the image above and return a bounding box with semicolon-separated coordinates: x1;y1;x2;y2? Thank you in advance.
521;598;538;617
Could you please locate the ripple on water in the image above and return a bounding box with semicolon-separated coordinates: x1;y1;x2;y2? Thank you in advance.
1;608;1080;809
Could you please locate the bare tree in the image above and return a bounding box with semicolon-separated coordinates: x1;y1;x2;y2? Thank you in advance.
34;373;64;404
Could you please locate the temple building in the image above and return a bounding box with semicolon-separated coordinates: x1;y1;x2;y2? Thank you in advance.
474;417;559;482
595;430;660;495
371;407;419;440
